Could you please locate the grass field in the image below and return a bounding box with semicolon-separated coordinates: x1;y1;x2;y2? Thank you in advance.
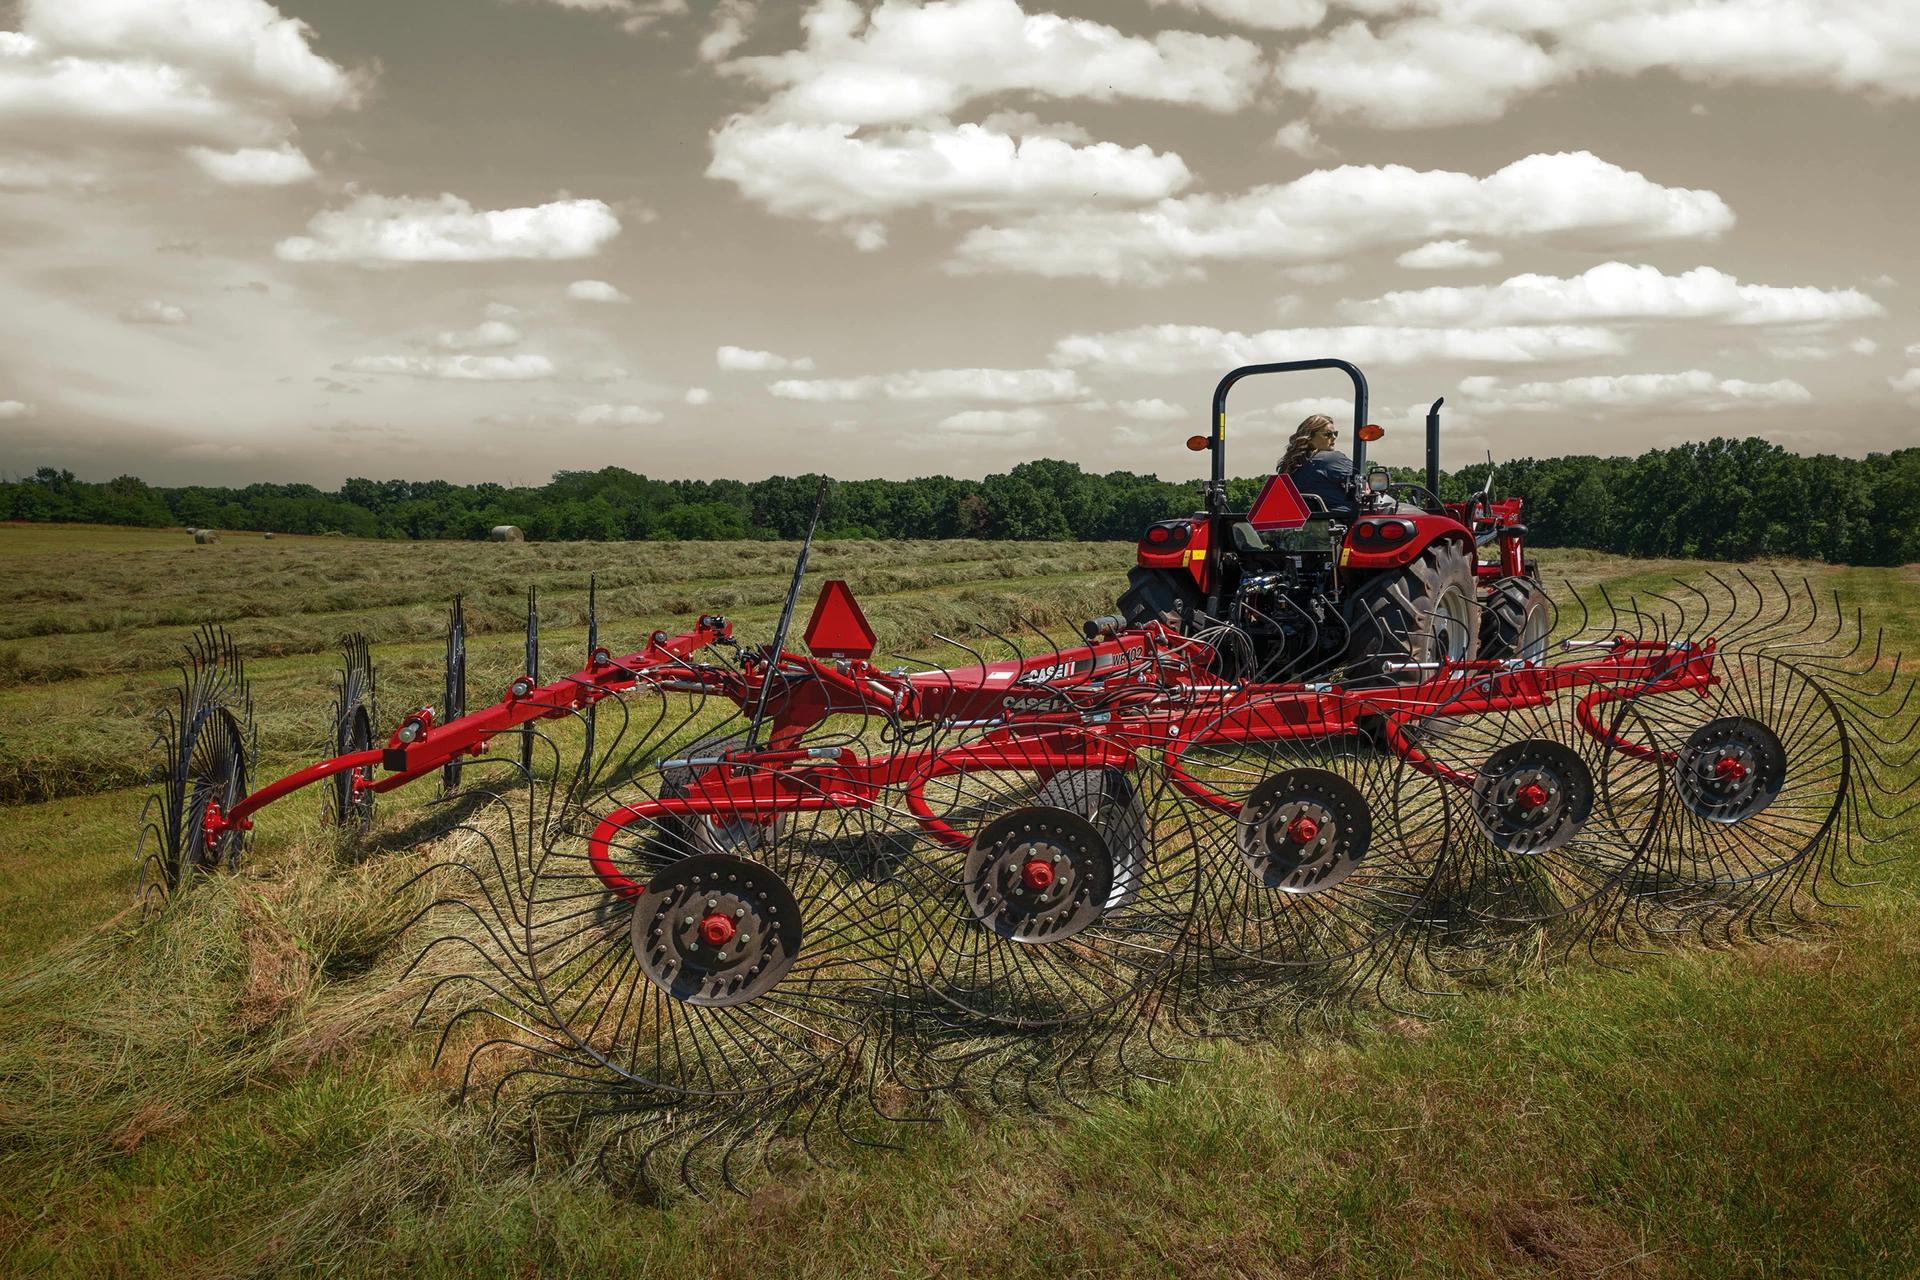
0;525;1915;1278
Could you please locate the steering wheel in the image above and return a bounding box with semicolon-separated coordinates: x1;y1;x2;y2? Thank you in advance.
1376;482;1447;516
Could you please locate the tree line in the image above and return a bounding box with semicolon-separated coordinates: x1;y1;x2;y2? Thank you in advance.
4;437;1916;565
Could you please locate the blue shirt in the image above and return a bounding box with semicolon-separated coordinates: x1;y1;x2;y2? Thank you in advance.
1290;449;1354;518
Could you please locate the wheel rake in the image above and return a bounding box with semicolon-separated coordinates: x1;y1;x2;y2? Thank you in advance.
135;556;1915;1195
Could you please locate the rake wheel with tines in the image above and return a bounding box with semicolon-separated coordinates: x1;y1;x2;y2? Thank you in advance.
1155;690;1453;1035
137;625;257;906
323;633;378;835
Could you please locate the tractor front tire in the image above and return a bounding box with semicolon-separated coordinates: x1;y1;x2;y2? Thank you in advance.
1345;542;1478;682
1478;577;1551;663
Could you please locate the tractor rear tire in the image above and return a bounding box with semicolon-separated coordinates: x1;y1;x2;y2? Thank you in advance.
1478;577;1551;663
1345;541;1478;682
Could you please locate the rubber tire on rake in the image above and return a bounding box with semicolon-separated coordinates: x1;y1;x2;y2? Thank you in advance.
1157;691;1453;1030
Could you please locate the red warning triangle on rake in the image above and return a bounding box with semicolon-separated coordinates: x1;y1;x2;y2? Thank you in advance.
803;579;877;660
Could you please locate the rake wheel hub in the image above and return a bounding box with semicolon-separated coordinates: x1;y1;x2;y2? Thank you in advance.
1238;768;1371;894
964;807;1112;944
1677;716;1785;825
1471;739;1594;854
630;853;802;1007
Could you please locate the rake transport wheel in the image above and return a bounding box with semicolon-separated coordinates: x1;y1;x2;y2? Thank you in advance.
322;633;377;834
137;626;257;903
1478;577;1552;664
887;724;1199;1030
1346;541;1480;681
1158;692;1451;1029
1611;651;1849;910
1395;683;1665;951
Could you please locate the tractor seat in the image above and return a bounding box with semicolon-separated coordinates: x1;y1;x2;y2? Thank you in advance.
1231;518;1336;557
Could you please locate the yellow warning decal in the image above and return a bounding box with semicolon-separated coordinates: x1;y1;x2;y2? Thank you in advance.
1339;546;1351;567
1191;549;1207;563
1181;549;1191;567
1218;411;1226;439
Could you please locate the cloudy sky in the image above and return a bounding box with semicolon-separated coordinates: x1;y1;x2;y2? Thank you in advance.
0;0;1914;487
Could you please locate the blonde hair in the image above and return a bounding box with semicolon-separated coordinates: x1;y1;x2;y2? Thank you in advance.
1279;414;1336;474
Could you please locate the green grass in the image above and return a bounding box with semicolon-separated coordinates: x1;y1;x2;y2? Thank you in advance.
0;526;1915;1278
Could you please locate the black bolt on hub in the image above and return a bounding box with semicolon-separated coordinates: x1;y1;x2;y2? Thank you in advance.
1675;715;1787;824
1236;768;1372;893
1471;738;1595;854
963;806;1113;943
630;852;803;1007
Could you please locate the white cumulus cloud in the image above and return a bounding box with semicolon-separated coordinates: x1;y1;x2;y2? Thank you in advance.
1149;0;1327;31
684;387;711;405
1460;370;1813;415
567;278;630;303
1348;263;1885;328
0;399;34;419
342;353;556;380
718;345;816;372
935;406;1051;436
1278;21;1563;128
1273;2;1920;128
726;0;1266;127
576;402;665;425
0;0;363;177
1396;239;1503;270
121;299;190;324
708;117;1191;230
1889;369;1920;407
1049;323;1625;376
433;320;522;350
770;366;1089;402
951;151;1732;285
1112;398;1188;421
184;142;315;185
277;193;621;265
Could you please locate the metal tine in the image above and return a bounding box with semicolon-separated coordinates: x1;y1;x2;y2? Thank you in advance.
442;595;467;794
520;586;539;778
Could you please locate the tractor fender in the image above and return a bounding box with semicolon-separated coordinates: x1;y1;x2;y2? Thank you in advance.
1340;513;1471;572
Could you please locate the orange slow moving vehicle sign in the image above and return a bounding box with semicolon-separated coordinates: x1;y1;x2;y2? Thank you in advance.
803;579;878;660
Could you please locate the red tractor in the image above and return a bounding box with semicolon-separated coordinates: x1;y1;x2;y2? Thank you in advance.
1110;358;1549;682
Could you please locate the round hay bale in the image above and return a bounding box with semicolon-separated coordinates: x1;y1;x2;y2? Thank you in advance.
489;524;525;543
262;532;275;541
194;529;221;545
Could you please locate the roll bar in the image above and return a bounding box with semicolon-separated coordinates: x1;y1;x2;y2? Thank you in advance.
1205;358;1369;515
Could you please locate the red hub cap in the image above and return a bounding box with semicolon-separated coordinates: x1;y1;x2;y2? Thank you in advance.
1021;859;1056;891
699;913;736;947
1286;814;1321;845
1714;755;1749;782
1514;782;1550;810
